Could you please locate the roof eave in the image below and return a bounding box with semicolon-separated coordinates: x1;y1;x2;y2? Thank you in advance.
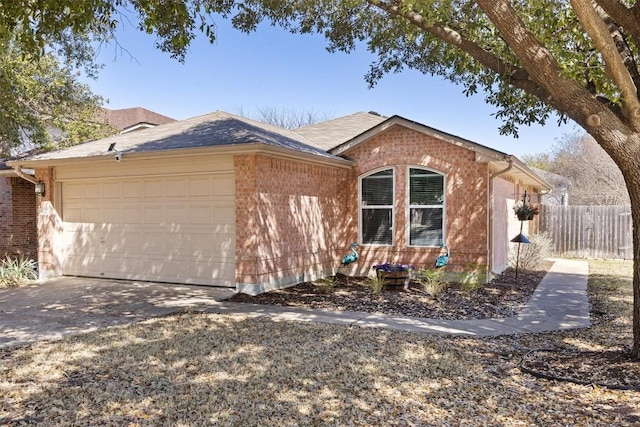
8;143;354;170
481;155;552;192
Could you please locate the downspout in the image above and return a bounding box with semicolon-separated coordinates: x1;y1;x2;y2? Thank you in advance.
488;155;514;275
10;164;37;184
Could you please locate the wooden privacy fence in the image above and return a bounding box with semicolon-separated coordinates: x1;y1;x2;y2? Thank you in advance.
539;205;633;259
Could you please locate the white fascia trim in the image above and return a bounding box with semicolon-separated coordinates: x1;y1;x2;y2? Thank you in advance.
9;143;354;170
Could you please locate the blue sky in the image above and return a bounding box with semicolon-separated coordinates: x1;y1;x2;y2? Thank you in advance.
83;18;579;158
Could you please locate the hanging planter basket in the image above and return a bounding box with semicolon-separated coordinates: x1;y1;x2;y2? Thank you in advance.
517;212;536;221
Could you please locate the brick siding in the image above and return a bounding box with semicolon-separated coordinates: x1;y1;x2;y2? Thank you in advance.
341;125;490;274
0;177;37;260
235;153;348;291
34;167;62;278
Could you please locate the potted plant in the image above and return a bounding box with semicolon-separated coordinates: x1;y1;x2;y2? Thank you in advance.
372;263;416;287
513;201;539;221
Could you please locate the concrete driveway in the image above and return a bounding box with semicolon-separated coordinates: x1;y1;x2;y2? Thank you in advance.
0;277;235;349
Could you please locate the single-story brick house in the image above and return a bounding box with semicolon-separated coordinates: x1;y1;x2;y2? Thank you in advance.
8;111;549;294
0;107;175;261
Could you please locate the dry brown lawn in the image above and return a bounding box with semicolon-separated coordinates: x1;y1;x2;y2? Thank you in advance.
1;260;639;426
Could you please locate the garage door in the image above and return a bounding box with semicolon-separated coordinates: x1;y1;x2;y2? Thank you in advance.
60;173;236;287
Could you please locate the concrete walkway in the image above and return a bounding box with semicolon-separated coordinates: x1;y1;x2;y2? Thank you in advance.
0;259;589;349
208;258;590;337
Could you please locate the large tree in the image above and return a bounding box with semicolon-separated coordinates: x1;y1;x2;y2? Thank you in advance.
0;42;116;157
4;0;640;357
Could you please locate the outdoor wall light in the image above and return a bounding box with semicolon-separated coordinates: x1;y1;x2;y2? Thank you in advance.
34;181;45;197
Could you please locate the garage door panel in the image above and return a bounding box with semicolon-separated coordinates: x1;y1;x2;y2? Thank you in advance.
83;183;102;199
166;179;188;197
143;206;165;223
61;173;236;287
213;206;235;223
123;181;143;198
64;207;85;223
103;207;121;223
213;177;235;196
143;180;165;198
188;177;212;197
102;182;121;198
64;183;84;199
65;255;104;276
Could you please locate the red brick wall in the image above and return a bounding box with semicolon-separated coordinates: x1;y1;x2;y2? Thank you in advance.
341;125;490;274
235;153;349;291
34;167;62;278
0;177;37;260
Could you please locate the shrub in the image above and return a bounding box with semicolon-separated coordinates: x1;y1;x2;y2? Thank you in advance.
0;257;38;288
510;232;553;271
315;276;337;294
453;263;488;292
416;268;447;297
365;275;386;295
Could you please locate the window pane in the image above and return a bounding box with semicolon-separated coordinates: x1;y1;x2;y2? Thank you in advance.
410;169;443;205
362;169;393;206
410;207;443;246
362;208;392;245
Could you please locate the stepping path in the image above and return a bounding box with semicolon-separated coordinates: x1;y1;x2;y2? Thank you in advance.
210;259;590;336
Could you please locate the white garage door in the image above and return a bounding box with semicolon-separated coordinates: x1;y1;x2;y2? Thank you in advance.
60;173;236;287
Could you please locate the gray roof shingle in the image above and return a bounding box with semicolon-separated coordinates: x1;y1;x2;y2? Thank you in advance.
28;111;341;162
295;112;387;150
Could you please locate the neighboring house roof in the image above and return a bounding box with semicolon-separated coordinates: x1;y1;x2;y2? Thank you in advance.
0;158;12;175
530;167;570;205
295;112;388;150
100;107;176;132
18;111;346;165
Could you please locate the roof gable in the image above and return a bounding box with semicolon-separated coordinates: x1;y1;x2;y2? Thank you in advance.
328;115;551;192
295;112;387;150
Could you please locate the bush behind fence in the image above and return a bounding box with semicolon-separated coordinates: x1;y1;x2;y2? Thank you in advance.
539;205;632;259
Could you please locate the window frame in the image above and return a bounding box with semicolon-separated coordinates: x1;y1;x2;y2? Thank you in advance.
358;167;395;246
406;165;446;248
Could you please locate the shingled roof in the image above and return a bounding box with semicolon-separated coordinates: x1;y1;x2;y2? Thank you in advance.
100;107;176;132
22;111;344;163
295;112;387;150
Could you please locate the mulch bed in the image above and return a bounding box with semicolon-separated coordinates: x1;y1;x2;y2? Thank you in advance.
229;265;549;320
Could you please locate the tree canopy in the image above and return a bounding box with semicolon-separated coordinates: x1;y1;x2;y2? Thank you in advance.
0;38;116;157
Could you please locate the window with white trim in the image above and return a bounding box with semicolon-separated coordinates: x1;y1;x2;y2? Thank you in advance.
360;169;393;245
408;168;444;246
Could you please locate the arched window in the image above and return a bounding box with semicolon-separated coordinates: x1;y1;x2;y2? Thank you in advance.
408;167;445;246
360;168;393;245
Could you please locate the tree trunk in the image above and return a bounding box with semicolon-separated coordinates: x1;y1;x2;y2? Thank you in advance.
605;136;640;359
590;130;640;359
629;180;640;359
